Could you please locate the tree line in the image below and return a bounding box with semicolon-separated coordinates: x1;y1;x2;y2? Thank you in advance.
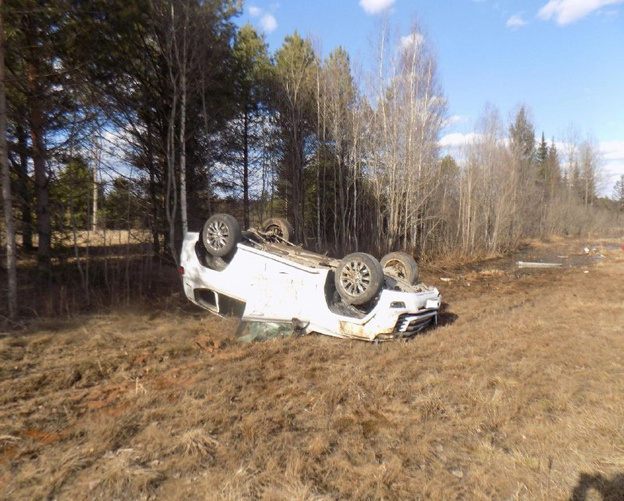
1;0;622;317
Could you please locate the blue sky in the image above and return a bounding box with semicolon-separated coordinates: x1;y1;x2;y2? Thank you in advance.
237;0;624;196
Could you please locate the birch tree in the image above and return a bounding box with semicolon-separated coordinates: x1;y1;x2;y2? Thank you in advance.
578;137;601;207
365;19;446;256
315;47;358;253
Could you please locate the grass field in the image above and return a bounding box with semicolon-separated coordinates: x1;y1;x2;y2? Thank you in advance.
1;238;623;500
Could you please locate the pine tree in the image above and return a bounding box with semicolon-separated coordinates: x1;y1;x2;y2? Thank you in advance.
509;106;536;165
3;0;74;272
271;33;318;242
508;105;537;238
230;24;271;228
546;139;561;198
536;132;548;166
1;0;17;317
318;46;358;252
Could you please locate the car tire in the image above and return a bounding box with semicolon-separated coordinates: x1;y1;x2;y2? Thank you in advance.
335;252;384;305
261;217;294;243
380;252;419;284
202;214;241;257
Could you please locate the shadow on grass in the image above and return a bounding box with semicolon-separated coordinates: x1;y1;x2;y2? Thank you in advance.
570;472;624;501
437;302;458;327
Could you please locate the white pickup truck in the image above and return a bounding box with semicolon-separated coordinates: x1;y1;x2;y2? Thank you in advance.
179;214;441;342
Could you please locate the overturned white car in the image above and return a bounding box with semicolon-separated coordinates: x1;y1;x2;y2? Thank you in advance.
179;214;441;342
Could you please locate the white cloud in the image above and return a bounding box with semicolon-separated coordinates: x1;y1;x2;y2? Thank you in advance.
548;139;624;195
359;0;395;15
601;140;624;194
259;13;277;33
603;160;624;195
600;140;624;161
443;115;467;128
248;5;262;17
537;0;624;25
506;14;528;29
247;6;278;34
400;32;424;50
439;132;482;148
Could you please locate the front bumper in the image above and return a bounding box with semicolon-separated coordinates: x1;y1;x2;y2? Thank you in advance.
392;310;438;336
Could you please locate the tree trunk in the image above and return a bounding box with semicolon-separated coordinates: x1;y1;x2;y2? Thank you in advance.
165;90;178;266
91;136;99;232
179;45;188;235
243;108;249;228
15;124;32;250
28;61;51;274
147;137;160;256
0;0;18;317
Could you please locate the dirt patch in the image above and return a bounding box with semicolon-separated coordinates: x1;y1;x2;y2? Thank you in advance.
1;238;624;500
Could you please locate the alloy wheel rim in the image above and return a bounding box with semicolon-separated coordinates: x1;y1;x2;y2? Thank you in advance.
206;221;229;250
340;261;372;297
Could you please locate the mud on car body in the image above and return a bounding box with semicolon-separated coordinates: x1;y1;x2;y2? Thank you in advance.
179;214;441;342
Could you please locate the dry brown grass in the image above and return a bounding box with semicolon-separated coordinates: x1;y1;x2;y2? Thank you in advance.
1;239;624;500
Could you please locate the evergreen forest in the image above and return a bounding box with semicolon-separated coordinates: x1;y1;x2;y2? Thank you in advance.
1;0;622;318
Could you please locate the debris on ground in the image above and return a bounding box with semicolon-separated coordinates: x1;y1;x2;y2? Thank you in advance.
516;261;563;268
237;322;295;342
